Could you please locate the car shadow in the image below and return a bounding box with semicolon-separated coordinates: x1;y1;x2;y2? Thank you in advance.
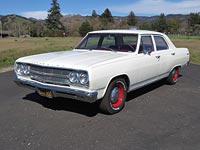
126;75;182;101
126;79;166;101
23;93;100;117
23;76;182;116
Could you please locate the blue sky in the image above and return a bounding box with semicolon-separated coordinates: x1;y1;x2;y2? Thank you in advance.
0;0;199;19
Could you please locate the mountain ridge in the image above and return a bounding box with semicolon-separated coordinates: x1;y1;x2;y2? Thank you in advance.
0;13;191;36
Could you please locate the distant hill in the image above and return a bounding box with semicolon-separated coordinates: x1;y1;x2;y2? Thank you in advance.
60;13;189;24
136;14;189;24
0;13;192;36
0;14;35;37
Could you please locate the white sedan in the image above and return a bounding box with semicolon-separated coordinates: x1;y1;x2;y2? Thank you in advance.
14;30;190;114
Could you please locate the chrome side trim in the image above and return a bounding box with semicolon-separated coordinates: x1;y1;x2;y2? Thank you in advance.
128;73;168;92
13;76;98;103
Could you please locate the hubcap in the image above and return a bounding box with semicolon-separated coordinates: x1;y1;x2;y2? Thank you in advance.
110;83;124;108
111;87;120;103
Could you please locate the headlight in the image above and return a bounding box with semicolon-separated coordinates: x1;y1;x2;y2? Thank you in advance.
69;72;79;83
23;64;30;75
79;72;89;85
14;63;22;75
68;71;89;86
14;63;30;76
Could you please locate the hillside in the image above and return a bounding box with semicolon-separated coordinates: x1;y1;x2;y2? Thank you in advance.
137;14;189;23
0;13;192;37
0;14;35;37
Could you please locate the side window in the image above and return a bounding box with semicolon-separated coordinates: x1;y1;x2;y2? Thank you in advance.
139;36;154;54
123;35;137;45
121;35;138;51
154;36;169;51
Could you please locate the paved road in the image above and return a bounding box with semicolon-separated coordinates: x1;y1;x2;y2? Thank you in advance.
0;64;200;150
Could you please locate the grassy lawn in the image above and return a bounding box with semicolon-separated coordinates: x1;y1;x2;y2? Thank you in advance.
0;36;199;70
172;38;200;64
0;37;81;68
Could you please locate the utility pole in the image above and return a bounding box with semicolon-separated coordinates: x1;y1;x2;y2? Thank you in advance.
0;20;2;38
18;24;21;37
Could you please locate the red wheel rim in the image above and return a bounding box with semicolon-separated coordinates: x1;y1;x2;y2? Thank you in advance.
173;69;179;81
111;83;124;108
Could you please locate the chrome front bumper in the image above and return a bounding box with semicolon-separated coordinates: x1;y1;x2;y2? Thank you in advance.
13;76;98;103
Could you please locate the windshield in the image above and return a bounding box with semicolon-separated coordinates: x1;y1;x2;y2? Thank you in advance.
76;33;138;52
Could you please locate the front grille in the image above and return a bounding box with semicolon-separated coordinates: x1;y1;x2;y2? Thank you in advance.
30;65;71;86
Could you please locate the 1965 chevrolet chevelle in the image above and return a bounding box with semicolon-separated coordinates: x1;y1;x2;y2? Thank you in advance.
14;30;190;114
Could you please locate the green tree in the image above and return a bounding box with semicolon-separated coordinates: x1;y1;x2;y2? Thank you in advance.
100;8;114;23
92;10;98;18
79;21;93;36
167;19;180;34
153;13;168;32
139;23;152;30
46;0;64;30
188;13;200;34
127;11;137;26
189;13;200;27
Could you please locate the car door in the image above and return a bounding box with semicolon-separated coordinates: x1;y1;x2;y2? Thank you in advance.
136;35;160;82
153;35;174;75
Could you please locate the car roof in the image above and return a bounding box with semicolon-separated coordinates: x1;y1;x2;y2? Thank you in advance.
89;30;165;35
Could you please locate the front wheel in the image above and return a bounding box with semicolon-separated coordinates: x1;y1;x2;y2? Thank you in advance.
99;78;127;114
167;67;179;85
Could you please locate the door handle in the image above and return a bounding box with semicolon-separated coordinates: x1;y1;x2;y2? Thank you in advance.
155;56;160;59
171;52;176;55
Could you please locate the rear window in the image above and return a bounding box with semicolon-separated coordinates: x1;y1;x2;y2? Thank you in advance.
154;36;169;51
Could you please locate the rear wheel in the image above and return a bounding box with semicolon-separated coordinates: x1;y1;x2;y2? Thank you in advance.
99;78;127;114
167;67;179;85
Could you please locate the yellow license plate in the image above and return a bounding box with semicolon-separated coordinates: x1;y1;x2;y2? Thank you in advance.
37;89;53;98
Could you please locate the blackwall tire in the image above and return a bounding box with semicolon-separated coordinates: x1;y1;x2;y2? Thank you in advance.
167;67;179;85
99;78;127;114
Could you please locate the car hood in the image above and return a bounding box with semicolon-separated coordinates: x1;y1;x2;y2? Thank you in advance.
16;49;131;70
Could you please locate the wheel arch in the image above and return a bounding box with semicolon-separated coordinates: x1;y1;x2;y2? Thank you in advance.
104;74;130;95
99;74;130;114
169;64;182;74
167;65;181;85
